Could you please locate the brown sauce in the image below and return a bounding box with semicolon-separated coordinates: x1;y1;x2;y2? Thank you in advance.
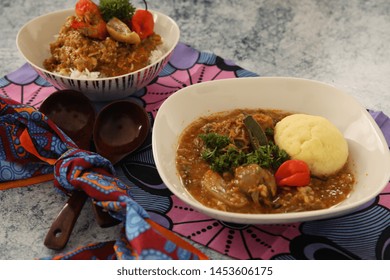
43;16;162;77
176;109;355;214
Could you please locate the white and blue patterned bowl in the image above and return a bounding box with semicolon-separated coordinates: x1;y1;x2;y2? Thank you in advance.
16;8;180;101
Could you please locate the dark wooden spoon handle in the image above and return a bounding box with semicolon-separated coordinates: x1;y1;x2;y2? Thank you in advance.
44;191;88;250
92;203;121;228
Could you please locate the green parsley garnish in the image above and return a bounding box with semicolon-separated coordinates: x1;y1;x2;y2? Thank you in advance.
199;132;289;173
99;0;136;22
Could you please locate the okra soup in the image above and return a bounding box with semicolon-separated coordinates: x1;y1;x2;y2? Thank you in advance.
176;108;355;214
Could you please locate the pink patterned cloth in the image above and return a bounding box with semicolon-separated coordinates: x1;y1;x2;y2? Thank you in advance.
1;43;389;259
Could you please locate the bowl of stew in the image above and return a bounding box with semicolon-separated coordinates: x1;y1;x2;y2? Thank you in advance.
152;77;390;224
16;3;180;101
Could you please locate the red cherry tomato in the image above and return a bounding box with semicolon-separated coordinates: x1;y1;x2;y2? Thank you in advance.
131;9;154;40
275;159;310;187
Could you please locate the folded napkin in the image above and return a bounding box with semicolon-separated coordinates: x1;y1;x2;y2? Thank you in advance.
1;43;389;260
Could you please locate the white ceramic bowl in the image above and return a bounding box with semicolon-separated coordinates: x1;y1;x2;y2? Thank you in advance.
152;77;390;224
16;8;180;101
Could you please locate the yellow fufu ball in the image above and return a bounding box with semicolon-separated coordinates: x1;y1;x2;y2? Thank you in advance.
274;114;348;177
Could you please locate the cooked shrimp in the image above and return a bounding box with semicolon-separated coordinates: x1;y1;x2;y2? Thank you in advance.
233;164;277;207
71;0;108;40
201;170;249;209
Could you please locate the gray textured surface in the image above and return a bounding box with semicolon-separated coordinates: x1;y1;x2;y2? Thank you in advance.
1;0;389;260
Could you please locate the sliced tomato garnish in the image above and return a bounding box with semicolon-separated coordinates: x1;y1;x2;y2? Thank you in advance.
275;159;311;187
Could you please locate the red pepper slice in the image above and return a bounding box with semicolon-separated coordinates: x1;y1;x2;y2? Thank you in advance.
131;9;154;40
275;159;310;187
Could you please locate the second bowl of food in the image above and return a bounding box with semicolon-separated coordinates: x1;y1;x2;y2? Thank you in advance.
152;77;390;224
16;0;180;101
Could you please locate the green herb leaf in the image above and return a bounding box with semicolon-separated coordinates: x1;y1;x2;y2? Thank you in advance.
243;115;268;149
199;133;230;150
199;132;289;174
246;142;290;170
99;0;136;22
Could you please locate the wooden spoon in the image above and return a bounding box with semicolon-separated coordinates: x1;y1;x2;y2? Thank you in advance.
39;90;96;250
92;100;150;232
93;100;150;164
40;90;117;250
91;101;149;230
39;89;95;150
